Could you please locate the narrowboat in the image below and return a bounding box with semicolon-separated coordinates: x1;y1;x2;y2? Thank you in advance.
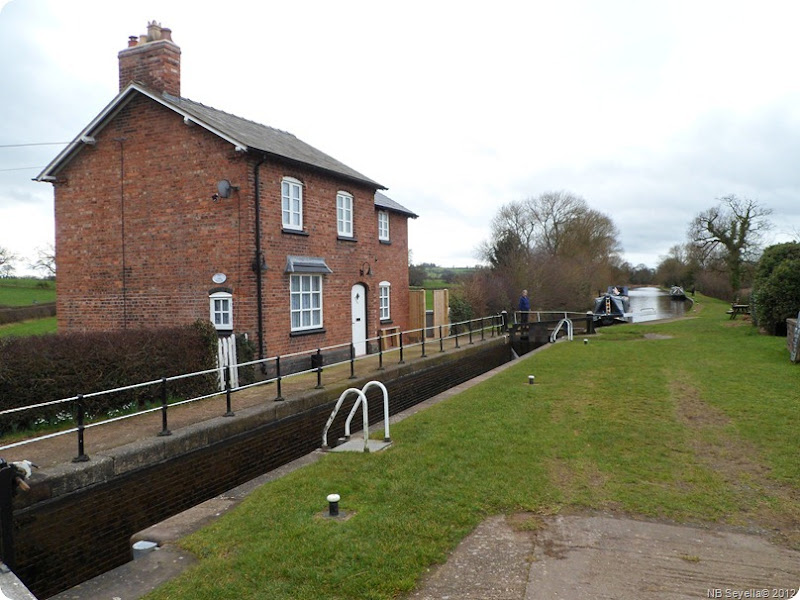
592;286;631;325
669;285;687;300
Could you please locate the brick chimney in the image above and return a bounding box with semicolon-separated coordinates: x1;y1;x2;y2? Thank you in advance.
118;21;181;96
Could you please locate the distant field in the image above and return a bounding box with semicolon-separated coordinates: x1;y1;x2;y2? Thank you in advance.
416;267;474;307
0;277;56;306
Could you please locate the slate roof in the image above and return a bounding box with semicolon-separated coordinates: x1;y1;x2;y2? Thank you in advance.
161;92;385;189
375;191;418;218
36;84;384;190
37;83;418;217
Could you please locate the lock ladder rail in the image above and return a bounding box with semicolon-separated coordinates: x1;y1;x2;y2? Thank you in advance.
344;380;390;443
550;318;573;343
321;381;391;453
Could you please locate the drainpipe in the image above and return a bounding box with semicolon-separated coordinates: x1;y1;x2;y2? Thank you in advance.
253;154;267;365
114;138;128;329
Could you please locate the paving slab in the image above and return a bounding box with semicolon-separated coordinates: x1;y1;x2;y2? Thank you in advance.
409;513;800;600
410;515;534;600
527;515;800;600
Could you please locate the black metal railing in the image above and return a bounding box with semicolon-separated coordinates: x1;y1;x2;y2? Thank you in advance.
0;315;506;463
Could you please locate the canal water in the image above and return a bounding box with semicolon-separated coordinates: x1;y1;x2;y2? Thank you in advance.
627;286;692;323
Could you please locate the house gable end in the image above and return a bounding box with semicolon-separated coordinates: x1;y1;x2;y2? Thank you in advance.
36;84;246;182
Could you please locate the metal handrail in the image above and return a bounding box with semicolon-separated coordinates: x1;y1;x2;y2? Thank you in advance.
321;388;369;452
514;310;588;324
549;318;573;343
344;381;390;443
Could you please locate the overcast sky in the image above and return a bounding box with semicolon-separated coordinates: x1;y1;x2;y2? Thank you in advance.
2;0;800;276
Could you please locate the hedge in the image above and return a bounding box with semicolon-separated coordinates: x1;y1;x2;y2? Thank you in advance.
0;320;219;434
0;303;57;325
752;243;800;335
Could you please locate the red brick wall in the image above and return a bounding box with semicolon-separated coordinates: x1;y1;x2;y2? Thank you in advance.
53;92;412;359
251;160;411;357
118;39;181;95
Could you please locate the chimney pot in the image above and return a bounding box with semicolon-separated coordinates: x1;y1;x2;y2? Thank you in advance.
147;20;162;41
119;22;181;96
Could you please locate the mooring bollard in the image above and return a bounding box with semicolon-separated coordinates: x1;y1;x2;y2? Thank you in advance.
327;493;340;517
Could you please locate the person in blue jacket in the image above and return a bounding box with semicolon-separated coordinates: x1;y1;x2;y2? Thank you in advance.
518;289;530;322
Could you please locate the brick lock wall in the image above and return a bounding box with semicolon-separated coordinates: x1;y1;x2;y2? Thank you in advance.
53;91;413;359
12;341;511;598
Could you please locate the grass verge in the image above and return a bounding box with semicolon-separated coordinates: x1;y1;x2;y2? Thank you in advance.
146;295;799;600
0;316;57;338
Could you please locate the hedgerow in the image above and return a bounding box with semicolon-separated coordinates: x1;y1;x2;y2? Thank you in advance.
0;320;218;434
752;242;800;335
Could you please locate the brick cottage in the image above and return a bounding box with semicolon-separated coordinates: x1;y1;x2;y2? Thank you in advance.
36;21;417;364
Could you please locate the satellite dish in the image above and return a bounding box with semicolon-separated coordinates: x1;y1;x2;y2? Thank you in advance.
217;179;233;199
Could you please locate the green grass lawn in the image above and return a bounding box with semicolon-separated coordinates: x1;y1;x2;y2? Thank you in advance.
0;316;57;338
0;277;55;306
146;296;799;600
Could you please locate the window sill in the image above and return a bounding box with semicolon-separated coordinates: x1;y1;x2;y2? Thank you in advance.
337;235;358;243
290;327;326;338
379;239;391;245
282;228;309;236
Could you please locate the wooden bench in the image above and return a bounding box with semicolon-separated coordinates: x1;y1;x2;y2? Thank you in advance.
726;304;750;319
380;326;401;347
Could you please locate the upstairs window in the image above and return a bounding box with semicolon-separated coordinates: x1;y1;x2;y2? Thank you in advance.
282;177;303;231
210;291;233;331
290;274;323;331
337;191;354;237
378;210;389;242
379;281;391;321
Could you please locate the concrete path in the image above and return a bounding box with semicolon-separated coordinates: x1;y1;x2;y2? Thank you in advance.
411;513;800;600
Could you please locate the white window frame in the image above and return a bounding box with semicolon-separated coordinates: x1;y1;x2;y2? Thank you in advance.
378;210;390;241
337;191;354;237
379;280;391;321
290;274;323;331
210;291;233;331
282;177;303;231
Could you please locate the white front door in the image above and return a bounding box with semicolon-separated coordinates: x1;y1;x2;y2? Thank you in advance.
351;283;367;356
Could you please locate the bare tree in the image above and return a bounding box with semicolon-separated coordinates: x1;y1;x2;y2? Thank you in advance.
475;191;623;311
30;244;56;278
478;199;536;265
689;195;772;297
0;245;18;278
481;191;621;262
528;191;589;256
